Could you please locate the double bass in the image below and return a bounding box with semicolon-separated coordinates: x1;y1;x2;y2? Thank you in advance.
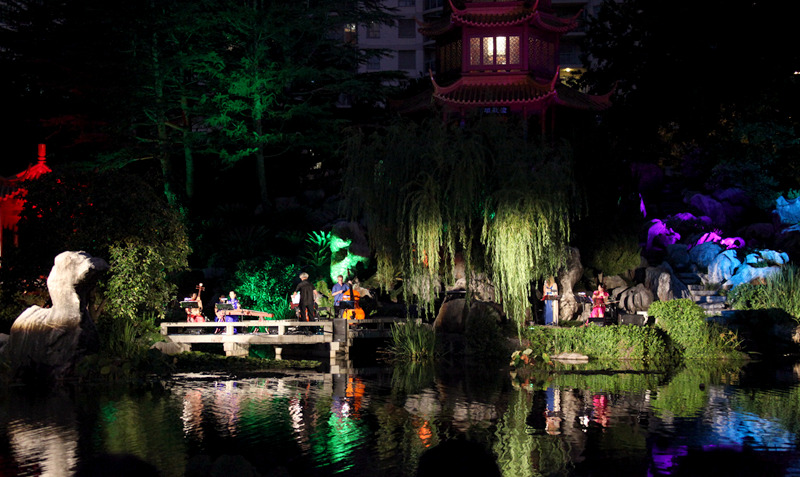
340;286;365;320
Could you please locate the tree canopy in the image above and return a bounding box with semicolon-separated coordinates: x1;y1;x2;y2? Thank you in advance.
343;117;581;330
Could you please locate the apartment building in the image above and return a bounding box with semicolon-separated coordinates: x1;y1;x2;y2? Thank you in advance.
356;0;604;82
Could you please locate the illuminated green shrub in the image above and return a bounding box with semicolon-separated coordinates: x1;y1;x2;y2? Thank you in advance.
229;256;300;318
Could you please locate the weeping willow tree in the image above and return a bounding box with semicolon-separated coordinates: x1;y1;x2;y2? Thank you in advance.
342;117;580;333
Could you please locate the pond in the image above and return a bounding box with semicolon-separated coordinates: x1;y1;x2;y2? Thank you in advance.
1;357;800;477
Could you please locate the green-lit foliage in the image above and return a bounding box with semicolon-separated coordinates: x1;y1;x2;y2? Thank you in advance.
388;321;437;362
304;231;332;281
105;240;190;325
728;265;800;322
228;256;300;317
648;299;746;359
199;0;400;204
343;117;579;331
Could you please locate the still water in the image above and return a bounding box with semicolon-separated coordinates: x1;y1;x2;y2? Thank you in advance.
1;358;800;477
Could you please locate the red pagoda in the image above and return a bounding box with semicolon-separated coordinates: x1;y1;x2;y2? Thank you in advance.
0;144;52;259
419;0;612;132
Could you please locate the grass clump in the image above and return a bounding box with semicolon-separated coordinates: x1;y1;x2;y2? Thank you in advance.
388;320;436;361
728;265;800;322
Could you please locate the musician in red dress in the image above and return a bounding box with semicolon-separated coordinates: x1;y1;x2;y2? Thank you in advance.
590;284;609;318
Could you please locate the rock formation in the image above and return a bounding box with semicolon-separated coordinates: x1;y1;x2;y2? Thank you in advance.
4;251;109;382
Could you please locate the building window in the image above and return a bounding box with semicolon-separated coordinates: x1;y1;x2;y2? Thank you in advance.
398;50;416;70
367;22;381;39
398;19;416;39
366;56;381;70
399;0;415;6
344;23;357;44
470;35;521;67
424;0;442;10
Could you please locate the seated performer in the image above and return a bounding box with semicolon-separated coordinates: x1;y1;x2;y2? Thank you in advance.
590;284;609;319
185;292;204;323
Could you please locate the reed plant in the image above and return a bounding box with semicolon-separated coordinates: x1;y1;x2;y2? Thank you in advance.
388;320;436;361
728;265;800;322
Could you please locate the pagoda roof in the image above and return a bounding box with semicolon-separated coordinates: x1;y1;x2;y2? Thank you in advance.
431;72;613;113
418;1;579;36
554;83;613;111
431;73;557;109
0;158;52;200
14;159;52;181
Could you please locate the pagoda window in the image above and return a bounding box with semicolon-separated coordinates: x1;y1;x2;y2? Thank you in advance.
468;35;521;68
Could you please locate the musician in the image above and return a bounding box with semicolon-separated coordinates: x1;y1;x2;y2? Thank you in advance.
214;291;241;333
294;272;318;321
331;275;350;318
542;276;558;325
591;284;609;319
185;292;204;323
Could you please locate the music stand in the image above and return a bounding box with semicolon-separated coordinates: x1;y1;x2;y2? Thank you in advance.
180;301;199;309
216;303;234;311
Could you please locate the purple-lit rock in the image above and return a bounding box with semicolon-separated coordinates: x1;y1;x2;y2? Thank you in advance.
646;219;681;251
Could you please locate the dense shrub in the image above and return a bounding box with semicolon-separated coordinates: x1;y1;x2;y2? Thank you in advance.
648;298;744;359
228;256;300;319
523;324;673;363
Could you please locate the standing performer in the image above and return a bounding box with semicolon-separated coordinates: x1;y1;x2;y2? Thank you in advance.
294;272;317;322
542;276;559;325
331;275;350;319
591;284;609;319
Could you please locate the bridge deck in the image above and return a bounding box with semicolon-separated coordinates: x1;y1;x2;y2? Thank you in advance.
160;317;417;358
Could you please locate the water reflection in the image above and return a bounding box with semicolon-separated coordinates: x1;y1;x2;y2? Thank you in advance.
1;360;800;476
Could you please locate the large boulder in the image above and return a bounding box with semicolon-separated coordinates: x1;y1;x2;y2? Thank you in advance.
707;249;742;284
618;284;654;313
665;243;691;270
688;241;723;270
688;193;728;227
775;196;800;225
723;264;782;289
4;251;109;382
557;247;583;321
434;298;468;334
644;263;690;302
